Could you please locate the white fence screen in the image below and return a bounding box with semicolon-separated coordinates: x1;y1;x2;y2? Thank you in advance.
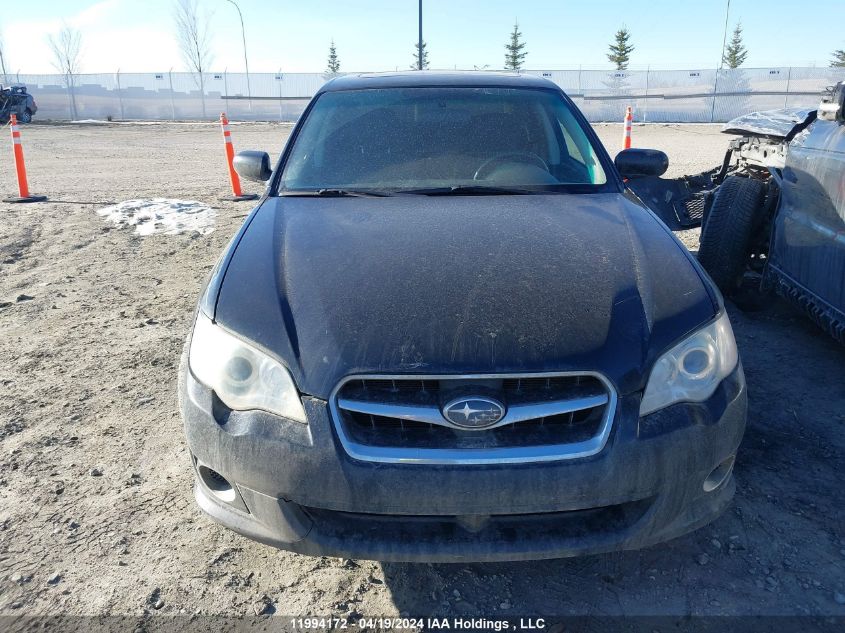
5;67;844;123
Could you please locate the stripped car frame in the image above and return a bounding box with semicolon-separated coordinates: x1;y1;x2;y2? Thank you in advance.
628;82;845;344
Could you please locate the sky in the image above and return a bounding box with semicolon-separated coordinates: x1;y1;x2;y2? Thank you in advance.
1;0;843;75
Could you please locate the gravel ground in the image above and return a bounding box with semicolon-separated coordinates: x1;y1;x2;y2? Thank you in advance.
0;122;844;621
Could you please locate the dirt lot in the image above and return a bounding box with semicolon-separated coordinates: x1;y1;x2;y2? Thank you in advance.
0;121;844;622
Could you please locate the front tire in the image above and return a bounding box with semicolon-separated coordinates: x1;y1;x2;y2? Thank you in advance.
698;175;766;294
18;109;33;124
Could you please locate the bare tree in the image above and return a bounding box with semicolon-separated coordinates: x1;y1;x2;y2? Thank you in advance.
173;0;213;118
0;30;9;82
47;26;83;119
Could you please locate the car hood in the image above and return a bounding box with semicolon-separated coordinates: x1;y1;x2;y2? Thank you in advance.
723;107;815;139
214;193;716;399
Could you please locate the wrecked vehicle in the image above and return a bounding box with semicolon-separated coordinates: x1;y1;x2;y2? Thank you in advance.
179;72;746;562
629;82;845;344
0;84;37;124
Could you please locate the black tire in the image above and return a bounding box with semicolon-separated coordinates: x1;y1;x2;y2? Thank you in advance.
18;109;33;124
698;175;766;294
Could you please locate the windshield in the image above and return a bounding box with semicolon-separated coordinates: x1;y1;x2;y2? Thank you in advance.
279;87;608;194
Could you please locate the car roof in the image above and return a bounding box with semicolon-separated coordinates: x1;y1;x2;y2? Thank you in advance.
319;71;560;93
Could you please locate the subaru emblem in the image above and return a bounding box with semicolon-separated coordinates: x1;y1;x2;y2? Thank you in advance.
442;396;506;429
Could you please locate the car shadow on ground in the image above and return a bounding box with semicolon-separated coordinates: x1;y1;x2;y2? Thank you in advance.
378;298;845;617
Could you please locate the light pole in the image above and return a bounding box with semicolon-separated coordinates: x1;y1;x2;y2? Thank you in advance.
711;0;732;123
418;0;423;70
225;0;252;110
718;0;732;69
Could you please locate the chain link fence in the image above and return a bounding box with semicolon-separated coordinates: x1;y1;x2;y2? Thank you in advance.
4;67;844;123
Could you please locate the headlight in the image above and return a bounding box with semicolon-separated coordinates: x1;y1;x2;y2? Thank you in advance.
640;312;738;416
188;312;307;423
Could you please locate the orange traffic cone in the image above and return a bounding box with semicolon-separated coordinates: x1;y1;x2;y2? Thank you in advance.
4;114;47;203
220;113;258;202
622;106;633;150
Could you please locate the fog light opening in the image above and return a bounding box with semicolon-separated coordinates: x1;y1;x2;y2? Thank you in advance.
703;456;735;493
197;464;237;503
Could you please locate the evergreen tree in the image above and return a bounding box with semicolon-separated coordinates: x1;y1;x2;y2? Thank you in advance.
326;40;340;75
722;23;748;69
504;21;527;71
831;49;845;68
411;41;429;70
607;26;634;70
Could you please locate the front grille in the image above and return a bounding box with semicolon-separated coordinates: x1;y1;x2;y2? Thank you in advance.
330;373;616;464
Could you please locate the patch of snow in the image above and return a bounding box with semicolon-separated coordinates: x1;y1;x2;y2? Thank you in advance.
96;198;216;236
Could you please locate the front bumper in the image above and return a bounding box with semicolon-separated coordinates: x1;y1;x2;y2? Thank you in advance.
180;363;746;562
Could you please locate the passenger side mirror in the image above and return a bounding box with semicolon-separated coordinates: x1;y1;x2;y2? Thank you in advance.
614;148;669;178
818;81;845;122
233;150;273;182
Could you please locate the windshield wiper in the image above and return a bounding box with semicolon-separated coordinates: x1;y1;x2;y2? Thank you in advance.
397;185;536;196
280;188;392;198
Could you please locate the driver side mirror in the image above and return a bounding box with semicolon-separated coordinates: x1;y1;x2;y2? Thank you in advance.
615;148;669;178
233;150;273;182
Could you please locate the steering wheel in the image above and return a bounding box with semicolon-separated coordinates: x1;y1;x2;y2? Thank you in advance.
473;152;550;181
